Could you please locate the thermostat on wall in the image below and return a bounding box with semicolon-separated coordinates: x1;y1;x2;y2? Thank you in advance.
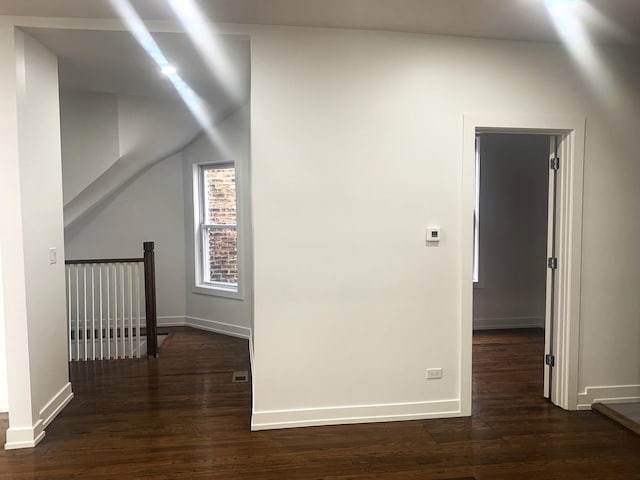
426;226;441;243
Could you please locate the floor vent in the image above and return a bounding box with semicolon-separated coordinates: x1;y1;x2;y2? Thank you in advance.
232;371;249;383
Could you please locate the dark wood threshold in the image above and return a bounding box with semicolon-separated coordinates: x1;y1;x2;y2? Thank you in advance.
592;402;640;436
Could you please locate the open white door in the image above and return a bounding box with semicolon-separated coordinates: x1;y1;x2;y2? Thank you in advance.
543;136;560;399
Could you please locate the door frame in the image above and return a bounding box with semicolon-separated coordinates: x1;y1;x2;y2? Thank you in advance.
461;113;585;412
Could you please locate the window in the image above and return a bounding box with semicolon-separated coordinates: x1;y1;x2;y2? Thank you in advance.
196;163;239;293
473;135;480;284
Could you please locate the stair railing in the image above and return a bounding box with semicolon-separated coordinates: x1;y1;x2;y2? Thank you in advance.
65;242;158;361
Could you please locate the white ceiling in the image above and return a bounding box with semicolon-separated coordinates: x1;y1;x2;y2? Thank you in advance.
8;1;638;118
24;28;250;120
2;0;640;44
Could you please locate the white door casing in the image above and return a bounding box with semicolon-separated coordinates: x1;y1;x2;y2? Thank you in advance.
461;113;585;413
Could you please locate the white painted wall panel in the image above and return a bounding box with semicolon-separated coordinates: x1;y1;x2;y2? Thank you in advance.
0;27;72;448
59;91;119;204
249;27;640;425
62;93;200;229
0;22;35;444
17;29;71;434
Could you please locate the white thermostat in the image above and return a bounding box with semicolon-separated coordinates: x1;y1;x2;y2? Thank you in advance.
426;227;441;243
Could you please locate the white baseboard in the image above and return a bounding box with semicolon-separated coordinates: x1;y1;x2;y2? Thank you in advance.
248;330;255;413
5;382;74;449
248;334;254;370
148;315;253;342
5;419;45;450
251;399;461;431
156;315;187;327
473;316;544;330
40;382;74;427
185;316;251;340
577;384;640;410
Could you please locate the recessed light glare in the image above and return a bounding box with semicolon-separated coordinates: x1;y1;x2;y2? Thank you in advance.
161;64;177;76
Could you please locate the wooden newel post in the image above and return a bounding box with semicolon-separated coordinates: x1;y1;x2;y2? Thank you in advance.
143;242;158;358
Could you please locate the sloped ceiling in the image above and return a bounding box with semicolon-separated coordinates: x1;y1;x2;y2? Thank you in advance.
1;0;639;44
24;28;250;113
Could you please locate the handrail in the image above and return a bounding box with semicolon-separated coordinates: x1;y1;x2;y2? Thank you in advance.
64;242;158;359
65;258;143;265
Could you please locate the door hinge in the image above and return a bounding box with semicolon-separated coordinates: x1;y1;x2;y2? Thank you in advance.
548;257;558;270
550;157;560;170
545;354;555;367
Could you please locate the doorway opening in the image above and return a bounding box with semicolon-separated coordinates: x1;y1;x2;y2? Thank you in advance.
461;113;585;415
472;133;553;412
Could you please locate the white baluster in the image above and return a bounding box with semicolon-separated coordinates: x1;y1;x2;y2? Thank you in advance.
83;266;88;361
113;264;118;359
99;265;104;360
67;265;72;361
106;265;111;359
135;263;141;358
91;265;95;360
120;264;125;359
128;264;133;358
75;265;80;361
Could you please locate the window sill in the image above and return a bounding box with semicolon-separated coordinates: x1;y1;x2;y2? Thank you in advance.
193;284;243;300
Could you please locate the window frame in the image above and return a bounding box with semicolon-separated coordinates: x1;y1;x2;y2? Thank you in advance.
193;161;243;299
473;134;482;287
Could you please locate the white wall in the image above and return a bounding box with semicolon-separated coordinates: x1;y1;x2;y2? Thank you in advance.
62;93;200;229
576;51;640;407
117;96;196;158
59;91;119;204
0;26;72;449
65;153;187;321
0;21;30;441
473;134;549;330
249;27;640;428
182;105;253;337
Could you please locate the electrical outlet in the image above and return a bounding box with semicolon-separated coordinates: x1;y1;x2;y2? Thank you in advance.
426;368;443;380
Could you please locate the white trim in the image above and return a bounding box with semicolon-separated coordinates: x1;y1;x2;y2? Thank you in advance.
185;316;251;339
248;330;255;420
156;315;187;327
193;284;243;300
251;399;461;431
473;316;544;330
462;113;585;414
39;382;74;428
155;316;254;340
192;160;246;301
576;385;640;410
248;331;255;371
5;419;45;450
5;17;256;35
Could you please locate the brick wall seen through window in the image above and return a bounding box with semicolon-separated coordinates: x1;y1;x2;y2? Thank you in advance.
202;165;238;286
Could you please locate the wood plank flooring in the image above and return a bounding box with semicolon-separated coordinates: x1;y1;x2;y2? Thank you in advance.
0;328;638;479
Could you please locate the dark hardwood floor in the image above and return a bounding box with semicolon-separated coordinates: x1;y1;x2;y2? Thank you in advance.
1;328;638;479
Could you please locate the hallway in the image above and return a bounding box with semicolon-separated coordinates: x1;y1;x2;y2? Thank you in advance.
0;329;638;479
